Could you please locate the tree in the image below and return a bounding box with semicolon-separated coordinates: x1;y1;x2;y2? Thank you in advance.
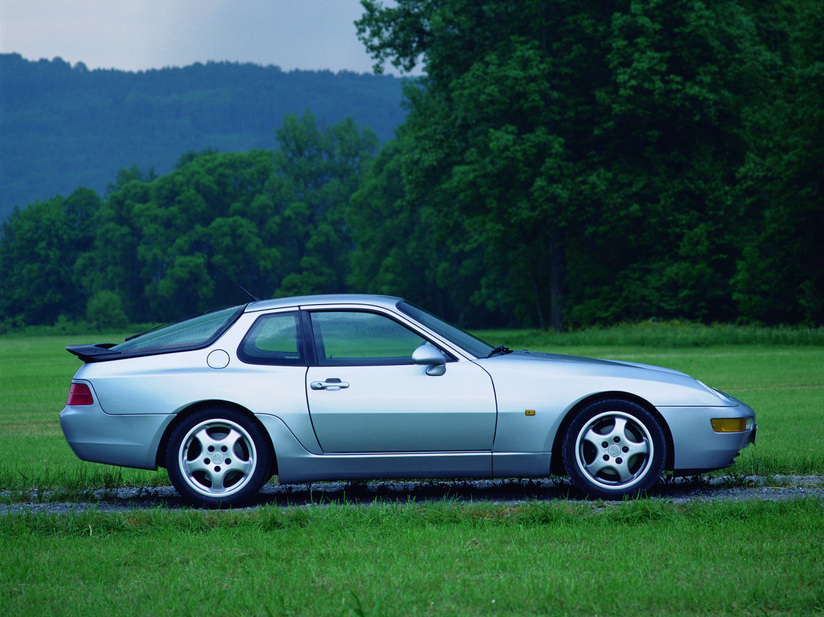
734;0;824;324
0;111;381;327
77;175;153;322
131;150;277;319
269;112;379;297
359;1;569;329
0;188;100;325
347;137;451;318
86;290;129;329
357;0;775;328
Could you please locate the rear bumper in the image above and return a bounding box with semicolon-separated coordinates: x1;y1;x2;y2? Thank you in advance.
60;403;173;471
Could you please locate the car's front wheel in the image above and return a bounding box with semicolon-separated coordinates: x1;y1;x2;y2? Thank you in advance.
561;399;666;500
166;408;272;508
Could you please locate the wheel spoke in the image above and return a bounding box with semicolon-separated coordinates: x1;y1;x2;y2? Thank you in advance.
226;456;254;476
624;437;650;458
209;468;227;492
216;426;237;448
182;455;209;477
612;457;634;483
583;456;611;478
581;426;603;448
191;426;217;450
607;416;628;442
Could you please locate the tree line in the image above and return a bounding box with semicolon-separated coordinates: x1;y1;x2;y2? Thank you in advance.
1;0;821;331
0;53;405;224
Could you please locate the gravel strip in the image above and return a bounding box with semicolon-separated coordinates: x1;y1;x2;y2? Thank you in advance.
3;475;823;514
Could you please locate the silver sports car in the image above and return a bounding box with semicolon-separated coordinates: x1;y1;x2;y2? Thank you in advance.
60;294;756;507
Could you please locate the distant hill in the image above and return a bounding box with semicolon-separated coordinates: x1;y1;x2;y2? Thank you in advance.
0;53;407;222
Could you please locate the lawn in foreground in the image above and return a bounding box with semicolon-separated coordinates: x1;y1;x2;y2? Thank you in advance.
2;499;822;616
1;330;823;616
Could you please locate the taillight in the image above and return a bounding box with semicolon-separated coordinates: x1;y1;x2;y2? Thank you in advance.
67;383;94;406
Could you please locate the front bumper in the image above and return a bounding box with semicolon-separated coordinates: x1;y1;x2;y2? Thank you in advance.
658;397;757;472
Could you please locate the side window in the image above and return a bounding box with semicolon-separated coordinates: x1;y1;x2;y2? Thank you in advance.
310;311;425;366
237;312;304;366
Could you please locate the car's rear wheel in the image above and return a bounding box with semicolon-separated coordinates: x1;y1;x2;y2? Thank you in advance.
561;399;666;500
166;408;272;508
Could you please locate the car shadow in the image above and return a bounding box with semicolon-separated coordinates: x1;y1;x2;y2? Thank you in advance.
242;474;719;508
77;475;727;511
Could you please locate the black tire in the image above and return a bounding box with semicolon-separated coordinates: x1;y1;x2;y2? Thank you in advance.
166;408;272;508
561;399;666;500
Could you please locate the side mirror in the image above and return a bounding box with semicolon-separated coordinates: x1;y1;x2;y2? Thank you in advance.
412;344;447;376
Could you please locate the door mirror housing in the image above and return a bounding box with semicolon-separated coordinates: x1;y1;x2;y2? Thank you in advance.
412;344;447;376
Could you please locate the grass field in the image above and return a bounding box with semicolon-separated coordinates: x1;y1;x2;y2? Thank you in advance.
2;499;822;616
1;327;823;616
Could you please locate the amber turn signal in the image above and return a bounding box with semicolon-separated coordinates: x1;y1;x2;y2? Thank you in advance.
711;418;747;433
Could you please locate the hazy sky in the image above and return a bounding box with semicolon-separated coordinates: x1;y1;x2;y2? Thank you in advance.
0;0;415;75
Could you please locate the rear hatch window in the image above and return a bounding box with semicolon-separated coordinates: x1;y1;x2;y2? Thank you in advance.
66;305;245;362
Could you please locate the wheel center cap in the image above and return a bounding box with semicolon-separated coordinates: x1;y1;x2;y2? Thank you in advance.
211;452;224;465
608;444;622;458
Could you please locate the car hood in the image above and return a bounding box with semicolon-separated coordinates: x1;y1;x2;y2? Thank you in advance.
475;350;733;408
509;350;688;376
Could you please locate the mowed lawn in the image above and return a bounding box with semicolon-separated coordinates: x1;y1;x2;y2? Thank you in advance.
0;332;822;616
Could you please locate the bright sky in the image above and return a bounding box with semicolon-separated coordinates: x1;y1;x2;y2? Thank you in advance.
0;0;414;75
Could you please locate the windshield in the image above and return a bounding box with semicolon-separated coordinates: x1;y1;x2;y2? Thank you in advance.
397;301;494;358
112;305;244;355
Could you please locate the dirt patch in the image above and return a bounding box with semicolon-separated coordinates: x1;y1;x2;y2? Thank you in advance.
3;475;823;514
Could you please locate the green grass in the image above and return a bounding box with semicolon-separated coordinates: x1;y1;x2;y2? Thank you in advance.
2;499;823;616
1;326;823;616
478;321;824;348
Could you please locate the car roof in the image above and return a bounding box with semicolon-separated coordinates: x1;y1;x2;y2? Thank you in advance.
244;294;404;313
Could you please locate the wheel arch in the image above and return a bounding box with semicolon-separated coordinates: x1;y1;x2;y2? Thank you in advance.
549;391;674;475
155;400;277;477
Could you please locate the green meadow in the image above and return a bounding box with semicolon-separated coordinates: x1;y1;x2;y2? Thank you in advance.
1;326;822;616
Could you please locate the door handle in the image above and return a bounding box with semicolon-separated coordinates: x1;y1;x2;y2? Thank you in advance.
310;379;350;391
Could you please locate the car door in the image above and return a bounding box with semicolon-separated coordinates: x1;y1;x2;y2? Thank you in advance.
305;310;497;453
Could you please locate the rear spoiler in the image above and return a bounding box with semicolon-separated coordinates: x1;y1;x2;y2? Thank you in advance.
66;344;120;363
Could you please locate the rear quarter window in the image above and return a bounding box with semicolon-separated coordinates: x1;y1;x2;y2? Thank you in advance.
237;312;305;366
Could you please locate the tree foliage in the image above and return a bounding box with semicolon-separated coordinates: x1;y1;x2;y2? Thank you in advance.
355;0;799;329
0;54;405;224
0;188;99;326
0;113;378;327
734;0;824;324
1;2;821;330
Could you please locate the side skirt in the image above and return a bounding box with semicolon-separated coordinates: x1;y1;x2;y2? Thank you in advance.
258;415;552;484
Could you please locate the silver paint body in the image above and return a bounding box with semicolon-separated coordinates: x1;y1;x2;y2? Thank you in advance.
60;295;756;482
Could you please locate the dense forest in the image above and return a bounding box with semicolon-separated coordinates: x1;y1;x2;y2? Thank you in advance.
0;53;406;222
1;0;822;332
